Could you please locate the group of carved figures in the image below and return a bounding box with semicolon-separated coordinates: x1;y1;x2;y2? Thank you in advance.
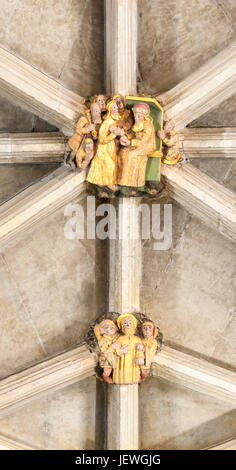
67;93;182;195
93;314;161;384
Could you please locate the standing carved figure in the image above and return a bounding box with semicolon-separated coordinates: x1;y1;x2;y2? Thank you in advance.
111;314;144;385
94;319;119;384
140;321;158;382
86;99;124;189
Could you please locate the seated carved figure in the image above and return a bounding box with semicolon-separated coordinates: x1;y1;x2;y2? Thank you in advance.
117;102;156;188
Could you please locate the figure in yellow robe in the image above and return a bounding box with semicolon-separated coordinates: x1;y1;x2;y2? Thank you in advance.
94;319;119;384
117;102;156;187
158;120;182;165
112;314;144;385
87;100;123;187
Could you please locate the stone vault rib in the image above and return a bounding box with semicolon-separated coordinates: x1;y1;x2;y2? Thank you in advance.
162;162;236;242
0;166;86;250
153;346;236;406
0;434;39;450
158;42;236;131
0;47;85;135
0;345;95;415
0;132;66;164
179;128;236;159
206;438;236;450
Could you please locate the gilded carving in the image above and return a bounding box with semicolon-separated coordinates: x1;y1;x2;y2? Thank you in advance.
85;312;163;385
66;93;183;196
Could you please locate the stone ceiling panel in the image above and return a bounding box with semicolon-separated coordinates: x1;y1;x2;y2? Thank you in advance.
189;94;236;128
0;377;96;450
0;164;59;206
138;0;235;96
0;0;104;97
140;377;236;450
0;196;107;378
141;203;236;369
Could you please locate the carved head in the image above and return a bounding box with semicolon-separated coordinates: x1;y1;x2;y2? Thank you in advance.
106;99;119;118
90;102;102;124
142;321;158;339
164;119;175;133
95;94;107;112
113;94;125;114
83;138;94;156
117;314;138;335
99;319;117;337
132;102;150;124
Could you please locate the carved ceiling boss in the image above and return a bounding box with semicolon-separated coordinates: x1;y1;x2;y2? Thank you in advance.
66;94;183;197
86;313;163;385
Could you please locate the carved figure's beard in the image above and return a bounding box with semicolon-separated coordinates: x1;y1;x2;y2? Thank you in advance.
132;122;144;133
111;113;120;121
122;326;136;336
92;116;102;124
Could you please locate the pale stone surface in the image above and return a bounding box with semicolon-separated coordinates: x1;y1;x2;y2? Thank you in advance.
0;378;96;450
0;133;66;164
0;163;59;205
189;93;236;128
153;346;236;405
140;377;236;450
0;0;104;97
0;46;85;135
158;42;236;130
0;96;57;133
0;167;86;249
0;196;107;378
109;198;142;313
162;162;236;242
208;438;236;450
0;345;95;415
180;128;236;158
105;0;137;95
107;385;139;450
138;0;235;96
141;215;236;368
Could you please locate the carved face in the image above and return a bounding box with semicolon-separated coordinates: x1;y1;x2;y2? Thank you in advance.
164;121;174;133
110;102;119;116
122;317;133;330
142;323;154;338
91;103;101;123
96;95;106;112
101;322;117;337
116;96;125;113
133;110;145;125
85;142;94;156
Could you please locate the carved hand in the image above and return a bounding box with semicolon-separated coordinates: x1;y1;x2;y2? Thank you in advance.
120;345;129;355
112;341;120;350
158;130;165;140
87;124;95;132
136;343;144;351
136;358;144;365
120;135;130;146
